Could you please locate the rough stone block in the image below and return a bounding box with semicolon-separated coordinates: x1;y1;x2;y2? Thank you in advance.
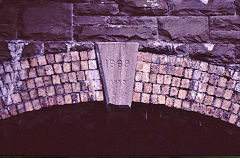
222;99;231;111
150;94;158;104
169;0;235;16
11;93;22;104
17;104;25;114
25;101;33;112
52;75;61;85
80;51;88;61
68;72;77;83
204;95;214;105
174;99;182;109
21;92;30;101
141;93;150;104
18;1;72;41
77;71;85;81
133;92;141;102
164;75;172;85
229;114;238;124
135;72;142;81
195;92;205;103
161;85;170;95
36;66;46;76
32;99;41;110
86;70;100;80
95;91;104;101
55;54;63;63
223;89;233;100
64;83;72;94
74;3;119;16
38;87;46;97
142;72;149;82
56;95;65;105
88;60;97;70
45;43;67;54
157;74;164;84
215;87;224;97
170;87;178;97
74;26;158;42
152;84;161;94
63;63;71;72
157;16;209;43
158;95;166;104
181;79;190;89
26;79;35;89
166;97;174;107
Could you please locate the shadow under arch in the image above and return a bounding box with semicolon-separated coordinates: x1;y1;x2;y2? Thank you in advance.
0;101;240;155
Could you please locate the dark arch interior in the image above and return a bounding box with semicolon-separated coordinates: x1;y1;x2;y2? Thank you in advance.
0;102;240;156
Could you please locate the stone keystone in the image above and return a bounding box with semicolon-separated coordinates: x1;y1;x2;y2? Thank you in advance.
95;42;139;107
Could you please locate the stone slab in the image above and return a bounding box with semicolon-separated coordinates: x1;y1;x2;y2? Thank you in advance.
95;42;138;107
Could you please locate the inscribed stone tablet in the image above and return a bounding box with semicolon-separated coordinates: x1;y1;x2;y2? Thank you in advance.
95;42;139;107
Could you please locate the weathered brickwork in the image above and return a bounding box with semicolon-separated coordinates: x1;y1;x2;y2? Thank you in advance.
0;50;104;119
133;52;240;127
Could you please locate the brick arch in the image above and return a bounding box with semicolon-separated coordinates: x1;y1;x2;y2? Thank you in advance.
0;50;104;119
132;52;240;127
0;50;240;128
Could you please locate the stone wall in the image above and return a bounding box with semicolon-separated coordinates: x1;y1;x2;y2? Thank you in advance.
0;0;240;66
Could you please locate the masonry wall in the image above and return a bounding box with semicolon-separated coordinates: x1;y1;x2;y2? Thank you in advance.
0;0;240;127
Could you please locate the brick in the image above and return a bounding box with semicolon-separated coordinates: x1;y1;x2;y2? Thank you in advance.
142;72;149;82
86;70;100;80
53;64;63;74
229;114;238;124
21;92;30;101
133;92;141;102
30;89;38;99
55;54;63;63
12;61;21;71
222;100;231;111
166;97;174;107
37;56;47;66
215;87;224;97
214;98;222;108
45;54;55;64
30;57;38;67
198;83;207;93
158;95;166;104
26;79;35;89
11;93;22;104
178;89;187;99
232;103;240;114
43;76;52;86
206;106;214;116
89;60;97;70
227;79;236;89
28;68;37;78
141;93;150;104
56;95;65;105
80;51;88;61
64;52;72;62
17;104;25;114
45;65;54;75
159;65;167;74
32;100;41;110
8;105;18;116
204;95;214;105
157;74;164;84
216;66;225;76
151;64;159;73
72;61;80;71
89;80;102;91
81;61;89;70
25;101;33;112
218;77;227;88
207;85;215;95
77;71;85;81
71;51;80;61
36;66;46;76
80;93;88;102
182;101;190;109
72;83;81;92
38;87;46;97
46;86;55;96
63;63;71;72
193;70;202;80
135;72;142;81
199;62;208;72
144;83;152;93
48;96;56;106
95;91;104;101
152;84;161;94
161;85;170;95
195;92;205;103
184;68;193;79
223;89;233;100
174;99;182;108
172;77;181;87
51;75;60;85
167;65;175;75
21;59;30;69
170;87;178;96
191;103;199;112
151;94;158;104
68;72;77;83
149;74;157;83
64;83;72;94
201;72;210;83
88;50;96;60
164;75;172;85
175;67;183;77
181;79;190;89
81;81;88;91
